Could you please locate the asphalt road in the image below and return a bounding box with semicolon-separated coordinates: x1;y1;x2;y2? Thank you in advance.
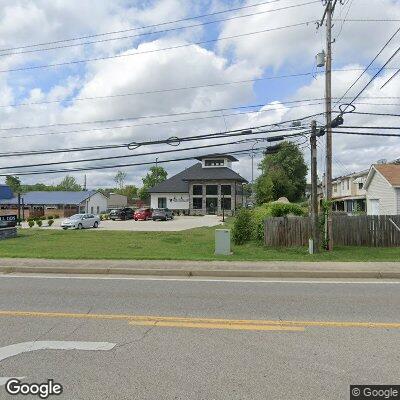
0;274;399;399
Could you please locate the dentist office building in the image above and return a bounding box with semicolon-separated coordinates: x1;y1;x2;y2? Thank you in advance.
148;154;248;215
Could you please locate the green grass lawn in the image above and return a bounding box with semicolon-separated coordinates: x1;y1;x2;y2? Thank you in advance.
0;227;399;261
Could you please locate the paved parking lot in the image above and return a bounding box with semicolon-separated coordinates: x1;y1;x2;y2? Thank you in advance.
21;215;222;231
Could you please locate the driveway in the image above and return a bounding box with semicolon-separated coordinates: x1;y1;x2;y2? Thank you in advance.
21;215;222;232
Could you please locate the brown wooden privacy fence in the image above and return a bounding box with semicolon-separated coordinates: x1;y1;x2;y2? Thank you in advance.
264;215;400;247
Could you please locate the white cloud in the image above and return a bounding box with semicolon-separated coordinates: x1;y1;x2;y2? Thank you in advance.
0;0;399;189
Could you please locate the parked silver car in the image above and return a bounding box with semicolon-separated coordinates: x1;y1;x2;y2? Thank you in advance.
61;214;100;230
152;208;174;221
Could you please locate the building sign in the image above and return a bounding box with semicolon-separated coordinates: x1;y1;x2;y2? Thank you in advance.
0;215;17;229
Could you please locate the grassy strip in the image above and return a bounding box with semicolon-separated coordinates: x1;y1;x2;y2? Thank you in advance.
0;228;399;261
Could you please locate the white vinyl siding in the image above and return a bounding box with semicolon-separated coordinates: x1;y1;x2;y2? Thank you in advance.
366;171;397;215
150;193;189;210
397;189;400;214
82;192;108;215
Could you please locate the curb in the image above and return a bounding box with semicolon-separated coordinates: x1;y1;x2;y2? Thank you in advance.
1;266;400;279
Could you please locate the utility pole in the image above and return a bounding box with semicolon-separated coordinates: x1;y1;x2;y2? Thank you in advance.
83;174;87;191
310;120;319;253
325;0;333;251
318;0;336;250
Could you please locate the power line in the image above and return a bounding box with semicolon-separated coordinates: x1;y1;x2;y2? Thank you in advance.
0;115;319;157
333;130;400;137
0;146;269;177
0;1;319;57
335;27;400;110
0;21;314;74
0;101;323;132
0;0;289;53
0;134;284;171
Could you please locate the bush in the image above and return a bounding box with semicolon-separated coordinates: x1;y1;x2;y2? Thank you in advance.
251;206;273;242
267;202;306;217
54;214;60;219
47;215;53;220
40;216;46;221
232;208;253;245
36;219;43;227
28;220;34;228
48;219;54;226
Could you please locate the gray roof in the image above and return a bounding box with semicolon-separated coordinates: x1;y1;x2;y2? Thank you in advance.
0;190;98;205
148;163;247;193
195;154;238;161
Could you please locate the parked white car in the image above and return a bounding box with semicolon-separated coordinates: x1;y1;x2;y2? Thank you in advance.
61;214;100;230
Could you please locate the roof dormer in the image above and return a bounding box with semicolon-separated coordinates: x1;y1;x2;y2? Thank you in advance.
195;154;238;169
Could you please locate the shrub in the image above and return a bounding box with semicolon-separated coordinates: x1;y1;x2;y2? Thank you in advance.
251;206;273;242
40;216;46;221
36;219;43;227
267;202;306;217
232;208;253;245
54;214;60;219
28;220;34;228
47;215;53;220
48;219;54;226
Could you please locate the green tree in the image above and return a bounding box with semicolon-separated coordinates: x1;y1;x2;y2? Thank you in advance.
5;176;21;193
114;170;127;190
118;185;138;201
255;142;307;204
56;175;82;191
139;166;167;201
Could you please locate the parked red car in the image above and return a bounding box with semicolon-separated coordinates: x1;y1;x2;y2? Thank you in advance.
134;208;152;221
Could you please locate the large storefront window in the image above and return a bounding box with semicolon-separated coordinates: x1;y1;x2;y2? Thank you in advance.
221;185;231;195
206;185;218;195
193;185;203;195
192;198;202;209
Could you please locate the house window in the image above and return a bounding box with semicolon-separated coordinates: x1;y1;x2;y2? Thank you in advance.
221;198;231;210
91;206;94;214
205;159;224;166
221;185;231;196
206;185;218;195
192;198;202;209
347;180;350;190
334;185;337;192
158;197;167;208
358;182;363;190
96;206;100;214
193;185;203;195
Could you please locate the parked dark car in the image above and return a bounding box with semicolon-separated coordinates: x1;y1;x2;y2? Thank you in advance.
134;208;152;221
109;207;134;221
152;208;174;221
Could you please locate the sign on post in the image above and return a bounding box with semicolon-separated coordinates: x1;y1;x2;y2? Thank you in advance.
0;215;17;229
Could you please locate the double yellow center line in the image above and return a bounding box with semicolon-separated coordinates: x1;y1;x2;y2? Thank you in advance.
1;310;399;332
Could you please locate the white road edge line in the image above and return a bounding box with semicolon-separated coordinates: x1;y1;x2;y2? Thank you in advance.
0;274;399;284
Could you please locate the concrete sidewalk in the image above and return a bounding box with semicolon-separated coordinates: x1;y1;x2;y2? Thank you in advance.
0;258;400;279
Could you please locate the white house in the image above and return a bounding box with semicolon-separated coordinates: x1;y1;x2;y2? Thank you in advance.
148;154;248;215
364;163;400;215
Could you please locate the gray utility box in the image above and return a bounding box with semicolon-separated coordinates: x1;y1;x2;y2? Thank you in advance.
215;229;231;256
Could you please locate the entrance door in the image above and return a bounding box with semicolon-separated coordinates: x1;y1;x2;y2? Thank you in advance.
369;199;380;215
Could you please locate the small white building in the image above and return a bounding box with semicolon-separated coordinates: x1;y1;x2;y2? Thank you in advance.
364;163;400;215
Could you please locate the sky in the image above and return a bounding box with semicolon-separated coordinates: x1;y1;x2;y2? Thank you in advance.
0;0;399;189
